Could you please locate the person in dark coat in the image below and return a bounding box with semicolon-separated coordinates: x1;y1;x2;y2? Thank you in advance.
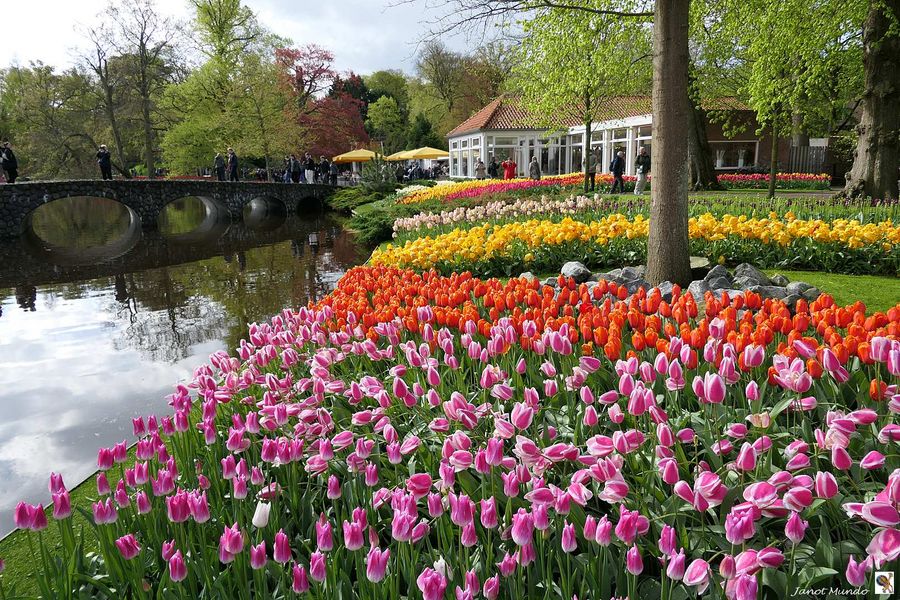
1;141;19;183
318;156;330;183
214;152;226;181
227;147;239;181
487;156;499;179
290;154;302;183
304;153;315;183
329;160;339;186
634;146;651;195
610;150;626;194
97;145;113;180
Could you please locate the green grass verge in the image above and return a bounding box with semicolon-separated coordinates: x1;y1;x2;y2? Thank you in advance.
763;270;900;313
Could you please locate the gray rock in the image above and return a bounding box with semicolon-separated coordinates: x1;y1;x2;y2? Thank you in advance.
619;266;646;281
656;281;675;302
519;272;536;281
604;268;624;280
748;285;788;299
588;273;607;282
770;274;790;287
784;293;801;308
801;286;822;301
704;265;734;285
541;277;559;288
687;280;710;299
706;276;734;291
733;263;772;286
623;278;651;294
734;275;761;290
786;281;814;295
561;261;591;283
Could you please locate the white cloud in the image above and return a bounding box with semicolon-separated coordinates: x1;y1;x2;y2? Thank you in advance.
2;0;476;75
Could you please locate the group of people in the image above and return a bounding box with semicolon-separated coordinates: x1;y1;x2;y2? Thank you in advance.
395;162;446;182
583;146;651;195
281;153;338;185
213;148;241;181
1;141;18;183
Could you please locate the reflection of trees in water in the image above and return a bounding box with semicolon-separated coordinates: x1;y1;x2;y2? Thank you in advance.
157;197;209;236
30;197;132;249
1;211;365;363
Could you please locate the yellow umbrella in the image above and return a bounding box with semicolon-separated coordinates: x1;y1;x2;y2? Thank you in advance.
405;147;449;160
385;150;415;161
332;149;378;164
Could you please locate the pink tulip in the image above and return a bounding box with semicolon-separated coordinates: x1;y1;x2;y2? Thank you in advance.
785;511;808;544
832;446;852;470
511;508;534;546
846;555;868;587
561;520;576;552
735;443;756;471
292;564;310;593
861;501;900;527
366;546;390;582
480;497;498;529
861;450;886;470
483;575;500;599
52;491;71;519
309;551;326;582
666;549;686;579
115;534;141;560
659;524;677;556
625;545;643;575
417;567;448;600
250;542;267;570
814;471;838;498
683;559;710;594
756;547;785;568
168;550;187;582
316;514;334;551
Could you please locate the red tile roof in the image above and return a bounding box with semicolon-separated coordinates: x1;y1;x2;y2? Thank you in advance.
448;95;750;137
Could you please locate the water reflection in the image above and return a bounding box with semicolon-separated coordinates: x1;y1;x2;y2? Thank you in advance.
0;197;364;536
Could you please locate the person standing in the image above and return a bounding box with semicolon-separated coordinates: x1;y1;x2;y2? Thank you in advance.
290;154;302;183
1;141;19;183
634;147;651;195
487;156;499;179
610;150;626;194
528;155;541;180
318;156;329;184
96;145;113;180
227;147;239;181
501;155;517;179
475;159;487;180
304;153;315;183
582;148;599;191
214;152;226;181
329;159;339;186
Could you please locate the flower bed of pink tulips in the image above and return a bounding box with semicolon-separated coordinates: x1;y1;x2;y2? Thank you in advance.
3;266;900;599
718;173;831;190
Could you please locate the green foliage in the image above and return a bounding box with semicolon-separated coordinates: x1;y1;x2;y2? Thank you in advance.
327;187;390;213
365;70;410;119
366;96;407;154
407;113;445;150
360;155;399;193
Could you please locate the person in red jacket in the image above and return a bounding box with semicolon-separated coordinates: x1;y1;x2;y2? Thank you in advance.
501;156;518;179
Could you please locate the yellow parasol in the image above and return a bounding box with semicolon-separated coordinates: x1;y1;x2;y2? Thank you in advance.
332;149;378;164
385;150;416;162
405;147;450;160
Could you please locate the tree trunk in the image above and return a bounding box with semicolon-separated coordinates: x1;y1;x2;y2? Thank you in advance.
841;0;900;201
102;82;130;179
768;121;779;198
141;92;155;179
583;92;592;194
687;102;723;190
791;112;809;147
646;0;693;287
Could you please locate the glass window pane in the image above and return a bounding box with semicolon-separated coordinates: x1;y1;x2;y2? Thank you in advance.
613;128;628;140
638;125;652;138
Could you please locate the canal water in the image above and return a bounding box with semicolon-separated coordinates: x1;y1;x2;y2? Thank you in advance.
0;196;365;536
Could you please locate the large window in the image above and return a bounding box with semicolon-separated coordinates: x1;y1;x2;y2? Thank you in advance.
712;142;757;169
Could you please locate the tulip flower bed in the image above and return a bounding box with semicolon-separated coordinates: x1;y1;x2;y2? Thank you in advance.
3;265;900;599
718;173;831;190
373;214;900;277
397;173;637;205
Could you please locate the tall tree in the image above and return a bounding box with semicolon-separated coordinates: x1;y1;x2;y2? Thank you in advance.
367;96;407;154
106;0;181;178
515;8;651;193
843;0;899;200
416;41;464;116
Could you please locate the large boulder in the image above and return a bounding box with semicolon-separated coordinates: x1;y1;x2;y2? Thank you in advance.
619;266;646;281
656;281;675;303
786;281;814;295
519;272;537;281
801;286;822;301
690;256;712;280
687;280;710;300
623;278;651;295
733;263;772;287
541;277;559;289
770;273;790;287
748;285;789;300
561;261;591;283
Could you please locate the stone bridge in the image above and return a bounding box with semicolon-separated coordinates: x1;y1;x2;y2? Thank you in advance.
0;179;336;240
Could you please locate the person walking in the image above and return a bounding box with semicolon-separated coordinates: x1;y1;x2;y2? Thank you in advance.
610;150;626;194
214;152;226;181
318;156;329;184
634;146;651;195
501;155;517;180
1;141;19;183
487;156;499;179
227;147;239;181
528;155;541;180
96;145;113;180
582;148;599;191
475;159;487;180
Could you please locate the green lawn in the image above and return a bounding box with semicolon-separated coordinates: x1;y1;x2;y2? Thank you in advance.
764;270;899;313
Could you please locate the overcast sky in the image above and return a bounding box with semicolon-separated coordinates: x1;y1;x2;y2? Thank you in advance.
1;0;480;75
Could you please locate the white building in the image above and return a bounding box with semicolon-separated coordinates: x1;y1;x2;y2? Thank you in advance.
446;95;767;179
